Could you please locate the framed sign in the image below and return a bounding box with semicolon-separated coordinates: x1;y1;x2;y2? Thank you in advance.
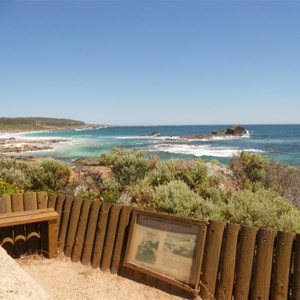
123;209;207;291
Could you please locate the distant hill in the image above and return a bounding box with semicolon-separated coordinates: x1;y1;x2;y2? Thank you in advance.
0;117;87;132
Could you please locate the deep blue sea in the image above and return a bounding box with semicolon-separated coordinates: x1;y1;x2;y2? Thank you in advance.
7;124;300;166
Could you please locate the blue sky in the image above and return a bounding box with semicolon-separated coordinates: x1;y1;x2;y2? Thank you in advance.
0;0;299;125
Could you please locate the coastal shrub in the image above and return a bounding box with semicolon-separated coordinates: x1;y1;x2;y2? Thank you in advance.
150;160;177;186
0;157;71;192
199;185;227;205
265;161;300;207
223;189;300;232
231;151;267;190
154;181;204;217
0;180;21;195
126;178;155;209
99;148;152;186
117;192;133;205
153;180;223;220
0;167;31;190
74;177;102;201
150;159;208;190
177;160;208;189
28;159;71;192
99;177;121;203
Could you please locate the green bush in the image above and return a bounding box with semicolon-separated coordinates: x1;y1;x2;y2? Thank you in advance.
150;160;177;186
74;177;102;201
0;157;71;192
99;148;152;186
126;178;155;209
154;180;202;216
99;176;121;203
0;180;21;195
0;167;31;190
153;180;223;220
0;158;31;189
231;151;267;190
150;159;208;190
265;161;300;207
223;189;300;232
28;159;71;192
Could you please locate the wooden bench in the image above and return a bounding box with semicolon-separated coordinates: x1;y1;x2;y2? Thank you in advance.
0;208;58;258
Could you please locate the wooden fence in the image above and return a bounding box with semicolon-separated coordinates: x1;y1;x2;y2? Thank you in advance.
1;192;300;299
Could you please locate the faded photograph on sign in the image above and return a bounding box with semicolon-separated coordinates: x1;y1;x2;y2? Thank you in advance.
163;233;194;258
135;231;159;265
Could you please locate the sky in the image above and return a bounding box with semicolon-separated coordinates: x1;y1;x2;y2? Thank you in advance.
0;0;299;126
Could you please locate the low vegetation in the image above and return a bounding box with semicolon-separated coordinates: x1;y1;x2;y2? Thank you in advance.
1;149;300;233
0;117;85;132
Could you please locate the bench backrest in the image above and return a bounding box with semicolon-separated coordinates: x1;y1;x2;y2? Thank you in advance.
0;208;58;227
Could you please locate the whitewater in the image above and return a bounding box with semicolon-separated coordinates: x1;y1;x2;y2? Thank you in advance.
2;124;300;165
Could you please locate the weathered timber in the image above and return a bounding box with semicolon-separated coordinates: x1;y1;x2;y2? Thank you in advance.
48;193;58;209
81;201;102;266
101;204;122;272
64;197;83;257
291;234;300;299
91;202;111;269
0;194;15;257
24;192;40;253
270;231;295;300
57;196;74;251
200;220;226;299
233;225;258;300
111;205;133;274
0;208;58;259
37;192;48;209
251;228;276;299
215;223;240;300
11;193;27;257
71;199;92;262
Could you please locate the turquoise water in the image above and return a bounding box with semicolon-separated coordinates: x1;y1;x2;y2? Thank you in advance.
12;124;300;165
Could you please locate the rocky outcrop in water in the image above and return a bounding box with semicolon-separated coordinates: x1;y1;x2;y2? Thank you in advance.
141;132;161;137
181;125;247;140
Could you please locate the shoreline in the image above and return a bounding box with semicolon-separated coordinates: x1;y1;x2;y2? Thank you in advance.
0;136;68;154
0;125;108;156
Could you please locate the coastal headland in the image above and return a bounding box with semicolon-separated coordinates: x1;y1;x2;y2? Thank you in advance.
0;117;105;154
0;117;102;133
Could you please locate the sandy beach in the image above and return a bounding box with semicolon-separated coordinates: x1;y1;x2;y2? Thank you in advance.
16;254;189;300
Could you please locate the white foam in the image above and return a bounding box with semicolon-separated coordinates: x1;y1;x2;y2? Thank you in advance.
186;133;250;142
114;136;174;140
153;144;264;158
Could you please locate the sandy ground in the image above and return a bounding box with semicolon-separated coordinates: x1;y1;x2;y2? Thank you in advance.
17;254;190;300
0;247;51;300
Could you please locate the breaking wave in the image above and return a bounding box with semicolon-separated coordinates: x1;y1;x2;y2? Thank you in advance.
153;143;264;158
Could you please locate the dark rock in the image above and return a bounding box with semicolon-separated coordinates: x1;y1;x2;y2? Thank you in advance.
225;126;247;136
141;132;161;137
73;158;101;166
180;125;247;140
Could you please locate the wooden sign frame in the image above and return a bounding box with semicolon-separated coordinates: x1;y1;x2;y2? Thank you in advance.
123;209;207;293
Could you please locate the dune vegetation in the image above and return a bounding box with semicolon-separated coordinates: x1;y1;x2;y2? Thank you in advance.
1;149;300;232
0;117;86;132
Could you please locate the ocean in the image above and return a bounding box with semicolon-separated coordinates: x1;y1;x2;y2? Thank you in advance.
10;124;300;166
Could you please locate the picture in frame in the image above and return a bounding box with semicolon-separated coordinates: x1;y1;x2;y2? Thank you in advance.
123;209;207;290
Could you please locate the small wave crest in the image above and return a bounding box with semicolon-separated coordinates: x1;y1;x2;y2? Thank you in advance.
187;132;251;142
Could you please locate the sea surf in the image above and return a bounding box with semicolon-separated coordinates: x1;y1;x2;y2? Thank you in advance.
3;124;300;166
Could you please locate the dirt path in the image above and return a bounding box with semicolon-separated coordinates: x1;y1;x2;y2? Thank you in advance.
17;254;189;300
